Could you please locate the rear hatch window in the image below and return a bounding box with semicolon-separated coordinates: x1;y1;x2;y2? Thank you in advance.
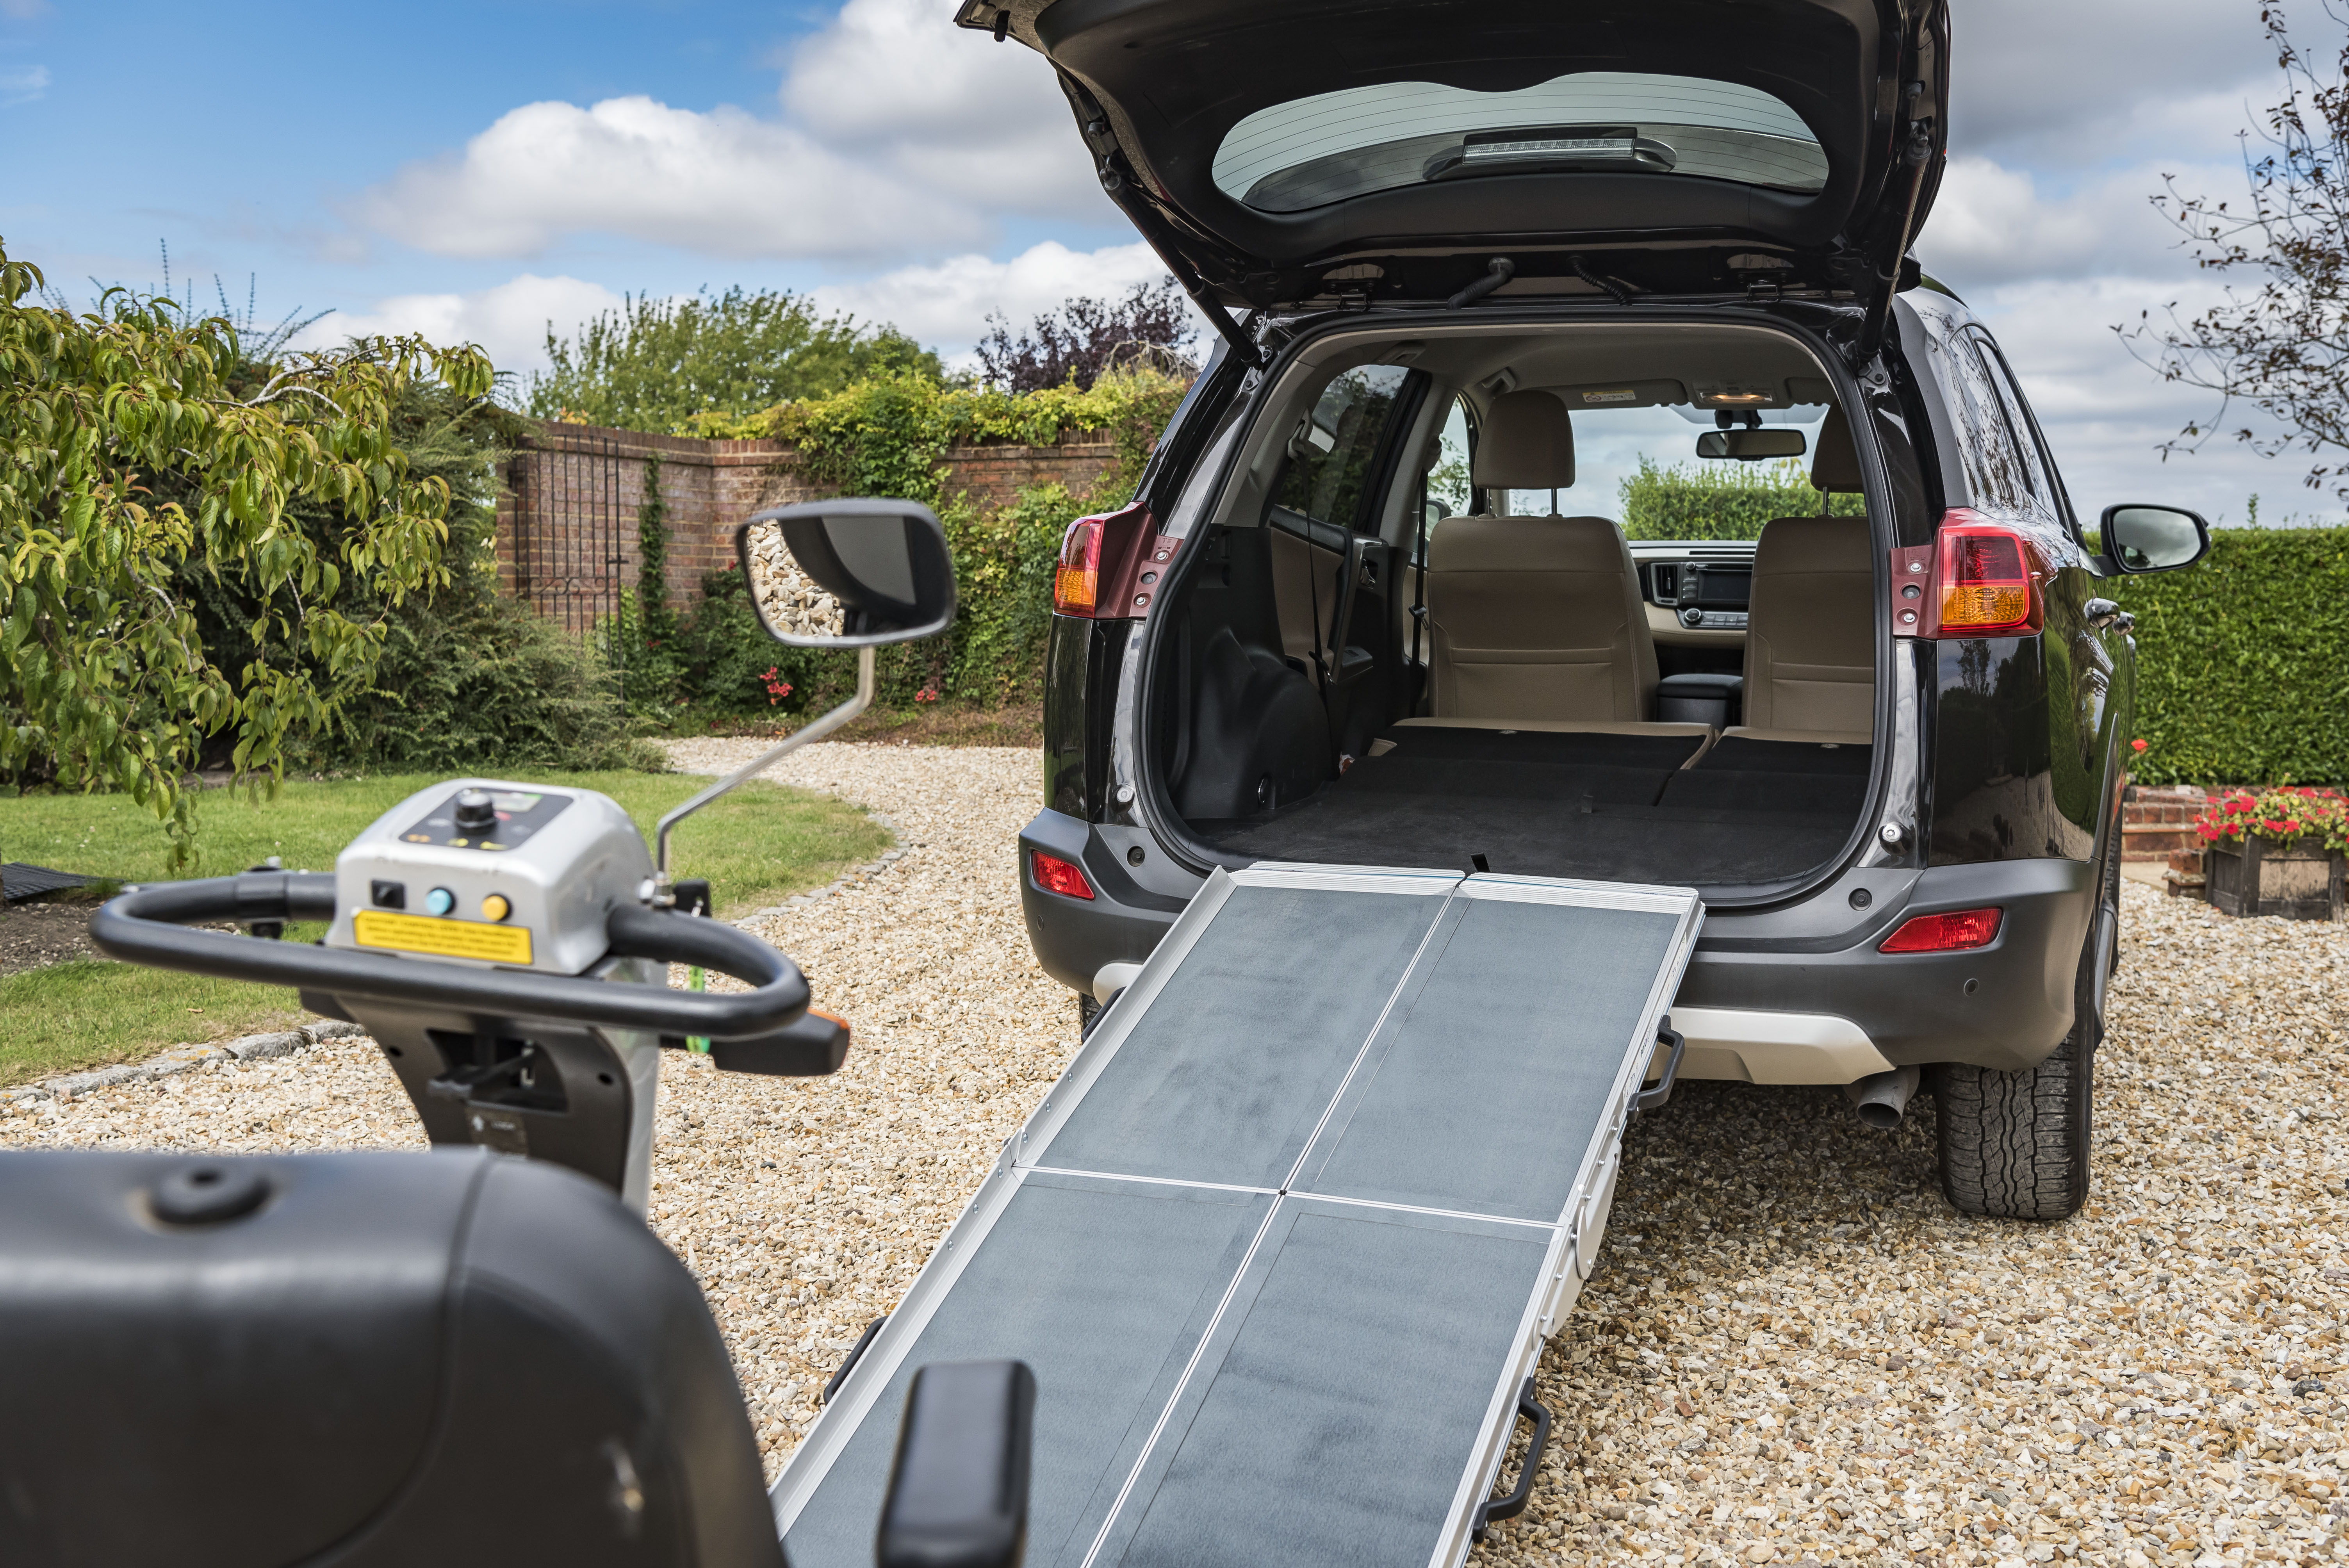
1217;72;1829;214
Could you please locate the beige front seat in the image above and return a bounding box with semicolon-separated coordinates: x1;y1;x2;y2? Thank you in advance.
1422;391;1658;722
1736;408;1875;740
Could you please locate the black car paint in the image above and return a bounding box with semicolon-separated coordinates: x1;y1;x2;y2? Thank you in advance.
1023;289;2146;1074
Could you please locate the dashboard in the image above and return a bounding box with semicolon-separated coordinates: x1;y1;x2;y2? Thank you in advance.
1629;541;1756;642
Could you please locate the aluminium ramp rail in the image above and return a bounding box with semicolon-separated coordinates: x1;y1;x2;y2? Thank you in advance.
772;863;1702;1568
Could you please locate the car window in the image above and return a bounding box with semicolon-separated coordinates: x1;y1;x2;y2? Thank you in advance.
1921;318;2039;516
1271;364;1413;535
1428;396;1476;519
1215;72;1828;214
1970;331;2076;532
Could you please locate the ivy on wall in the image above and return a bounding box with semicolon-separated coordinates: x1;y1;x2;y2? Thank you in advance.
673;369;1185;717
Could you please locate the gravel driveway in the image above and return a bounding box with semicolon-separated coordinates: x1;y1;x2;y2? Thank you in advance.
5;741;2344;1568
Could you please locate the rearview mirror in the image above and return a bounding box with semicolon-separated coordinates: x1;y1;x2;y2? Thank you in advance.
736;499;956;648
1695;429;1807;461
2100;504;2210;574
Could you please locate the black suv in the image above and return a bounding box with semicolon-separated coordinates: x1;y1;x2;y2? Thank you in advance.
967;0;2211;1219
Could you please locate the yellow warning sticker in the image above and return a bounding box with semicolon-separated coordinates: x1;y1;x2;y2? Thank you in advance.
352;909;533;966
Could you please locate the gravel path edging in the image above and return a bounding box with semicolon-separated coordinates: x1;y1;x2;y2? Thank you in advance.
6;1018;371;1104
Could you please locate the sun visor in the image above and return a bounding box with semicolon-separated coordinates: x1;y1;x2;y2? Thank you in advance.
1546;380;1687;411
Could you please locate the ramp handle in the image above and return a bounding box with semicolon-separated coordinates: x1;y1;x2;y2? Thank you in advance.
1472;1376;1554;1542
822;1314;889;1405
1631;1023;1687;1119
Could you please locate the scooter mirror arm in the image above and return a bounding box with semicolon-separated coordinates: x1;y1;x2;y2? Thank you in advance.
89;874;813;1039
653;643;876;886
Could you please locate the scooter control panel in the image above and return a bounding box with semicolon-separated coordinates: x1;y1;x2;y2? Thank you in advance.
326;779;652;976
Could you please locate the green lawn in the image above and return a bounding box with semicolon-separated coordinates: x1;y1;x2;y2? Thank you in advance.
1;770;889;1087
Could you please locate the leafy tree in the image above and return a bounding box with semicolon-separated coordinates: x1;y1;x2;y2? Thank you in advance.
526;287;942;433
0;238;493;865
2123;1;2349;501
975;280;1198;393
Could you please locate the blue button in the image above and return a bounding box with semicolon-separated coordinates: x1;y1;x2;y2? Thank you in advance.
424;887;455;917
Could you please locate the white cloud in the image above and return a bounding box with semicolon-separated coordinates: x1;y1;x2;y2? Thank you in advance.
290;273;625;375
1918;155;2204;289
355;97;968;262
1949;0;2272;160
808;239;1191;360
782;0;1100;217
0;64;47;105
359;0;1103;263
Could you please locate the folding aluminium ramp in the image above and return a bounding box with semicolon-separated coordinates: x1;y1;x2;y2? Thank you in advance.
772;863;1702;1568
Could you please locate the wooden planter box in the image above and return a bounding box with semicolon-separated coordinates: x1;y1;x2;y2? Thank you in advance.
2205;837;2347;921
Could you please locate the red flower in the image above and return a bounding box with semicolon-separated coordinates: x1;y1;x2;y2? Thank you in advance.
2130;738;2148;752
914;687;940;704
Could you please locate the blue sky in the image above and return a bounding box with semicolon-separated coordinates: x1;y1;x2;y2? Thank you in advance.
2;0;2328;522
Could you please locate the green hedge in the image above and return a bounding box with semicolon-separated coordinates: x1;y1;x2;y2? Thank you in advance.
1619;456;1862;540
2117;528;2349;786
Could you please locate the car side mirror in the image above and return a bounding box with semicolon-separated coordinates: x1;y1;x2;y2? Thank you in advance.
1695;429;1806;461
877;1360;1036;1568
736;499;957;648
2099;504;2210;573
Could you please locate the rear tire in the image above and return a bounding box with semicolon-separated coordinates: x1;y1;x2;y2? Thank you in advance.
1936;919;2103;1221
1076;992;1100;1037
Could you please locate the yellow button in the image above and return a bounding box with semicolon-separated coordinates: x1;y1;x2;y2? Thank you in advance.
480;894;512;922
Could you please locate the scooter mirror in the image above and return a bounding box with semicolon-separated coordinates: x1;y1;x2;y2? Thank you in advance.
738;499;957;649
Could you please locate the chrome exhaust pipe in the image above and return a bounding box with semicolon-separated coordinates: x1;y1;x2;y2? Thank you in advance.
1843;1065;1921;1131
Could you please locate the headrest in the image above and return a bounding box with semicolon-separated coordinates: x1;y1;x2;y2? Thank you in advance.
1755;514;1872;576
1427;513;1628;574
1471;391;1576;490
1811;406;1863;494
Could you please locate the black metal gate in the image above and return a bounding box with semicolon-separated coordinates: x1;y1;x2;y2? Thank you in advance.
508;435;629;640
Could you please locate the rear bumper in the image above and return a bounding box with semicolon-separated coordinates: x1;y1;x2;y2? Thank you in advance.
1019;804;2095;1077
1018;810;1185;996
1675;857;2096;1074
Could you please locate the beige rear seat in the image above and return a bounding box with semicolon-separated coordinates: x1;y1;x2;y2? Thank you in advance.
1423;390;1660;724
1731;408;1875;740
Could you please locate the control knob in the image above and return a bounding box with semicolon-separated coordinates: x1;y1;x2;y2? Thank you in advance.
453;789;497;835
1681;607;1705;628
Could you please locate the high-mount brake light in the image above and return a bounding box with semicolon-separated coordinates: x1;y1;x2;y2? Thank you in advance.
1053;515;1106;617
1877;907;2003;953
1935;512;2040;635
1030;850;1095;900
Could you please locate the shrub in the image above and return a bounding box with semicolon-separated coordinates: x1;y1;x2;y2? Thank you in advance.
2117;527;2349;786
326;504;658;773
1618;456;1863;540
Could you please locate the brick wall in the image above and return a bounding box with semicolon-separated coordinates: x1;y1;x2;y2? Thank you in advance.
494;419;1120;625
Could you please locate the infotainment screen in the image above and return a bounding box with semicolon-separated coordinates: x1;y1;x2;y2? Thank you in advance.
1693;568;1751;608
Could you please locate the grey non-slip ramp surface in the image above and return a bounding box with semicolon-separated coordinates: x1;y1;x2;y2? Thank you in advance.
773;865;1702;1568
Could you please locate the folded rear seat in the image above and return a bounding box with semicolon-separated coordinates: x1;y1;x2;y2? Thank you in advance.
1419;390;1706;745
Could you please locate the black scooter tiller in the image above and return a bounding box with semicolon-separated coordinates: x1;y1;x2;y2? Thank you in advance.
0;501;1021;1568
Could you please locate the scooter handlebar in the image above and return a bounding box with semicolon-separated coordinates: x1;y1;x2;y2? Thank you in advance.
89;873;813;1040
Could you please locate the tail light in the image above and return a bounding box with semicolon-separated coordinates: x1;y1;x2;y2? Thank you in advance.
1878;907;2003;953
1053;516;1105;616
1934;511;2042;635
1030;850;1095;900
